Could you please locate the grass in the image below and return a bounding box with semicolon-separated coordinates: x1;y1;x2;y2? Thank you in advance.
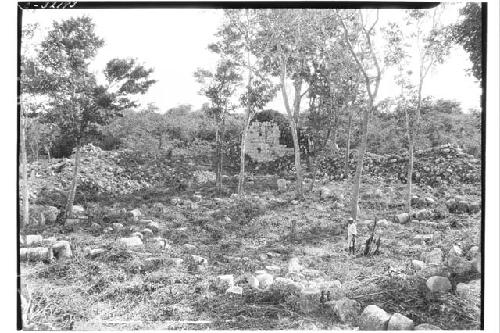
20;178;481;330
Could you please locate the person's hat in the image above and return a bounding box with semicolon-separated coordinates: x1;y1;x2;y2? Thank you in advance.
347;217;354;222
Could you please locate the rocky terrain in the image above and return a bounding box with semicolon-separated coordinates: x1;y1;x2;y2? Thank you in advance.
20;145;482;330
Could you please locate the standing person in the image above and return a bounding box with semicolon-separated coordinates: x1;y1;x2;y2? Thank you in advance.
347;217;357;254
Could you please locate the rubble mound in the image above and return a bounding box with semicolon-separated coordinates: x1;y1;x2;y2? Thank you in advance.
27;144;203;203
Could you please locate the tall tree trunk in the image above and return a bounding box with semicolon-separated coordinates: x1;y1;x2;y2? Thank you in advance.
215;125;221;192
407;133;414;222
344;108;353;178
65;139;81;218
238;117;251;195
350;105;371;220
20;107;29;227
279;58;303;197
218;118;225;193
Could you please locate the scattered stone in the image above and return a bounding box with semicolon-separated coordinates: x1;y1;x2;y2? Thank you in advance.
216;274;235;291
256;273;274;289
168;258;184;267
288;257;303;273
395;213;410;224
359;305;391;330
302;269;325;279
272;277;303;294
192;194;203;202
320;186;333;199
85;248;106;258
129;208;142;221
51;240;72;259
141;228;154;237
147;221;161;232
131;232;144;239
414;323;441;330
332;297;361;323
65;218;80;226
170;197;181;205
298;287;321;314
426;276;452;293
191;255;208;266
265;265;281;274
151;237;168;249
301;322;318;330
456;279;480;299
25;235;43;246
412;260;426;271
112;222;124;230
422;248;443;265
117;236;143;248
425;197;435;205
20;247;53;262
377;219;390;227
72;205;85;215
467;245;479;260
103;227;113;233
226;286;243;295
388;313;414;330
138;219;153;225
414;209;432;220
277;179;288;192
90;222;100;230
183;244;196;251
449;245;463;257
471;252;481;273
413;234;433;245
248;275;260;289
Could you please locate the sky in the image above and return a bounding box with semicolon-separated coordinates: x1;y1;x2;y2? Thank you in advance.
22;5;482;113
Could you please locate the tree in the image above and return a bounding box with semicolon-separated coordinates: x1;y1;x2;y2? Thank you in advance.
254;9;320;197
195;57;241;192
336;9;382;220
304;13;362;186
386;8;451;220
25;16;156;217
20;22;42;227
220;9;278;195
452;3;482;83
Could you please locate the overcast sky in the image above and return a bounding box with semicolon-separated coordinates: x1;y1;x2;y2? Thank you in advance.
22;5;482;113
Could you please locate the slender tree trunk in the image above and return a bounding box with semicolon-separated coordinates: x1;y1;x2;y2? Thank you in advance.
218;117;225;193
344;108;353;178
20;107;29;227
290;121;303;196
350;105;371;220
238;117;251;195
65;139;81;218
44;145;51;163
407;133;414;222
215;125;221;192
279;57;303;197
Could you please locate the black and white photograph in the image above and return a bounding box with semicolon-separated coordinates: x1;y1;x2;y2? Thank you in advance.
12;1;500;331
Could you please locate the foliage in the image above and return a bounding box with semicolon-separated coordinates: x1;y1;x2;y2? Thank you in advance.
452;3;482;82
23;16;156;151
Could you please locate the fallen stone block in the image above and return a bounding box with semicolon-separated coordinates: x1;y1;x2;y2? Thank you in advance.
298;287;321;314
359;304;391;330
117;236;143;248
388;313;414;330
20;247;53;262
256;273;274;289
426;276;452;293
414;323;441;330
332;297;361;323
51;240;72;259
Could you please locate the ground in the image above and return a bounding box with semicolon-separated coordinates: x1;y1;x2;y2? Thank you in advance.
20;174;481;330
